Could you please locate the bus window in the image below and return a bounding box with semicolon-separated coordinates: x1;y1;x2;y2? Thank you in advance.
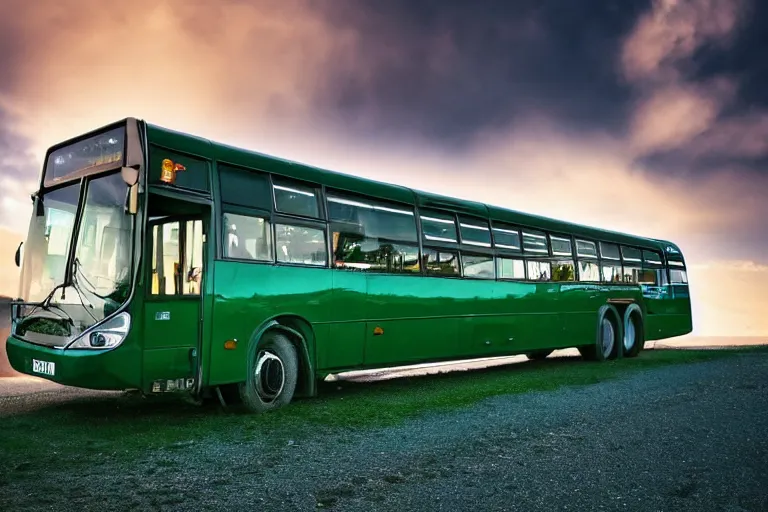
333;235;419;274
602;264;622;282
576;239;598;258
670;269;688;284
219;165;271;210
621;246;642;284
152;222;180;295
622;267;641;283
637;269;657;284
497;257;525;279
462;254;494;279
578;260;600;281
421;211;458;243
273;179;320;218
600;242;620;262
275;224;327;266
621;246;642;263
328;194;417;242
222;213;273;261
459;218;491;248
183;220;204;295
423;248;459;276
552;260;575;281
550;236;573;257
522;231;548;255
527;260;551;281
642;250;666;286
492;224;521;251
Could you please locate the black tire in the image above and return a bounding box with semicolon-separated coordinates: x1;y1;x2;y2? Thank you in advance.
239;332;298;413
526;349;554;361
579;305;622;361
622;305;644;358
577;344;598;361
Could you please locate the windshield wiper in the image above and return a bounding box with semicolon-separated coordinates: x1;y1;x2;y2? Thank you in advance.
19;283;75;328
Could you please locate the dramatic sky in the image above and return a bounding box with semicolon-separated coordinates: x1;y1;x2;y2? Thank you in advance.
0;0;766;336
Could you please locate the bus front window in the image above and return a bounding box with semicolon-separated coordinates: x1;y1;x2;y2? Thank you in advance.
72;172;134;311
16;172;134;343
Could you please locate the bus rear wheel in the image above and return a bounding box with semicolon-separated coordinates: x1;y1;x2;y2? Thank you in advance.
526;349;553;360
622;305;644;358
578;306;621;361
239;332;298;413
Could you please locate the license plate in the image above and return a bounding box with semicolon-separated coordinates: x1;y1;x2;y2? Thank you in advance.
32;359;55;376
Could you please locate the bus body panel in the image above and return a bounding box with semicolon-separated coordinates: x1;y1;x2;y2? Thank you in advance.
207;261;332;386
141;298;200;389
6;332;143;390
323;270;367;370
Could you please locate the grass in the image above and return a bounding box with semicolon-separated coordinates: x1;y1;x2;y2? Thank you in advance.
0;346;764;481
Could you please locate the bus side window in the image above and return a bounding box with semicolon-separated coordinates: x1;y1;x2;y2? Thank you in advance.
152;221;181;295
183;220;204;295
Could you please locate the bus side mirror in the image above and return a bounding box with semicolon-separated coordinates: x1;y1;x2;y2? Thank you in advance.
126;184;139;215
121;165;140;186
15;242;23;268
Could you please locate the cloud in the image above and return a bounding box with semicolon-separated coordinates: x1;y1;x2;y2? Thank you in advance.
629;79;735;153
0;107;38;233
686;111;768;159
0;0;357;154
0;0;764;336
621;0;744;84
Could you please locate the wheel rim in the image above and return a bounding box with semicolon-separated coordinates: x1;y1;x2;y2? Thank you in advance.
254;350;285;403
600;318;615;358
624;316;636;352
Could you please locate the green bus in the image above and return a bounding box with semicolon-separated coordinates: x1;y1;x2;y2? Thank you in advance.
7;118;692;412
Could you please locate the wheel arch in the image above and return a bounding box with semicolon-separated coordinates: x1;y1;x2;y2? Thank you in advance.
248;314;317;398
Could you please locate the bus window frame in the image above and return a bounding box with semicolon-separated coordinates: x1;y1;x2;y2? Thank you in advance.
220;207;275;265
326;189;422;276
270;174;325;221
457;215;493;250
272;214;330;270
460;251;496;280
574;237;601;283
145;214;207;301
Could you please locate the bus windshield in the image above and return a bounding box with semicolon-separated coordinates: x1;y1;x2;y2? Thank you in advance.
16;172;134;344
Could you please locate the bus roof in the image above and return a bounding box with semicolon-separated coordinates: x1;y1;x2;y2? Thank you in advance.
146;122;672;253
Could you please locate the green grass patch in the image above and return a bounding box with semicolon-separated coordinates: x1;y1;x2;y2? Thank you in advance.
0;346;764;481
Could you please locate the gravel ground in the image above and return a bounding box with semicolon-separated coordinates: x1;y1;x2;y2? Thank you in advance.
2;351;767;511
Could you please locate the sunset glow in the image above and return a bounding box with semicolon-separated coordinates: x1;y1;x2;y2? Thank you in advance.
1;0;766;336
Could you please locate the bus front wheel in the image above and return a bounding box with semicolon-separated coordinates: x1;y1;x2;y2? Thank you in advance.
239;332;299;413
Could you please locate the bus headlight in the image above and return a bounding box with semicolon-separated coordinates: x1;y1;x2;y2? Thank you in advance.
67;312;131;350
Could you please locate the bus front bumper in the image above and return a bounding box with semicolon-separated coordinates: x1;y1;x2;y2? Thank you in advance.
5;335;140;391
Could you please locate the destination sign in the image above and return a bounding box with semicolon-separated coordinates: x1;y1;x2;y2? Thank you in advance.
44;126;126;186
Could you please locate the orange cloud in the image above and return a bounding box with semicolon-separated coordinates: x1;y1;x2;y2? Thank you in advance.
621;0;743;83
629;80;735;153
1;0;356;152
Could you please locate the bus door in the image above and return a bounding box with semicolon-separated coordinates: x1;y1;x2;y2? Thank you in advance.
143;214;207;392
